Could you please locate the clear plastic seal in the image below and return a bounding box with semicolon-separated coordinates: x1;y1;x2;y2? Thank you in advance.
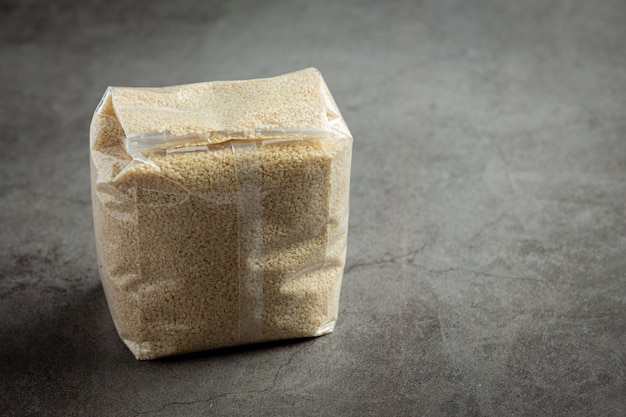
89;68;352;359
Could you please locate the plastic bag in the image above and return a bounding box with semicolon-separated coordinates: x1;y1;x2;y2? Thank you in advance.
89;68;352;359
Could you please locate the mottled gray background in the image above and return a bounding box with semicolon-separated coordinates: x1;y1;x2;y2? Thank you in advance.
1;0;625;416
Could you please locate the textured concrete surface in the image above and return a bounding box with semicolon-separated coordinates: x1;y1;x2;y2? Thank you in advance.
1;0;625;415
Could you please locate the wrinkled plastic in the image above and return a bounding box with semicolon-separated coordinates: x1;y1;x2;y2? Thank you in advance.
89;68;352;359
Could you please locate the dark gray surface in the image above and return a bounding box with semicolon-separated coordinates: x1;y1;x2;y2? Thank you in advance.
1;0;625;415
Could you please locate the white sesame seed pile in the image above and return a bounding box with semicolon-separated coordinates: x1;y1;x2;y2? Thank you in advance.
89;68;352;360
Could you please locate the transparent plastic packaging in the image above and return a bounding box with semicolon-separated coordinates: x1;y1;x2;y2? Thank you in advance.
89;68;352;359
